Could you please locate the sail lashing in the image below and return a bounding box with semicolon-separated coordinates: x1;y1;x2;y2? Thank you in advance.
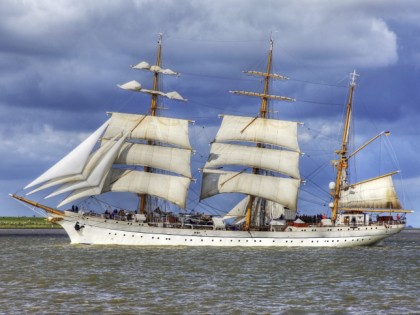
24;34;192;211
200;38;300;229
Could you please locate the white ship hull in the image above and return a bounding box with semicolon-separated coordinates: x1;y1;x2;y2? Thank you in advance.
55;212;405;247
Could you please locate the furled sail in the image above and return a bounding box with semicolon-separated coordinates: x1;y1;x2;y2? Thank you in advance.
338;173;402;209
131;61;179;76
117;80;186;101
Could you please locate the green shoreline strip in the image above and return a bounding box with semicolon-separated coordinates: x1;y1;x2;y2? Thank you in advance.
0;217;62;229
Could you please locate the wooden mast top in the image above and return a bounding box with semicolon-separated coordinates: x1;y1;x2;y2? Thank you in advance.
331;70;358;222
150;33;163;116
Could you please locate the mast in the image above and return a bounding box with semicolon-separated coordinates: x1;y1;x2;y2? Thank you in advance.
331;70;358;222
230;37;294;230
244;39;272;230
139;33;163;215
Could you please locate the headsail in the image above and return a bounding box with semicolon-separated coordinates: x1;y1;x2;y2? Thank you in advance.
25;120;110;189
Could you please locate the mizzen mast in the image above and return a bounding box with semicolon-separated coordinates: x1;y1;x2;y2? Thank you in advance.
331;70;358;222
230;38;295;230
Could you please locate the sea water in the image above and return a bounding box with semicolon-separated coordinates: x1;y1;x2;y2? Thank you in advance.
0;230;418;315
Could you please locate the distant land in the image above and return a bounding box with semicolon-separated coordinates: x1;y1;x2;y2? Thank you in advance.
0;217;62;229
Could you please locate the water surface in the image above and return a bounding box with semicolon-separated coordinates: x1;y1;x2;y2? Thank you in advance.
0;230;418;314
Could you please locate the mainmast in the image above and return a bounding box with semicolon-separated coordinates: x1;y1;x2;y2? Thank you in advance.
139;33;163;215
331;70;358;222
230;37;295;230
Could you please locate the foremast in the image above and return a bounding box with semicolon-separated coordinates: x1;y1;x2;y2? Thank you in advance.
119;33;188;217
139;33;163;216
230;38;295;230
331;70;357;222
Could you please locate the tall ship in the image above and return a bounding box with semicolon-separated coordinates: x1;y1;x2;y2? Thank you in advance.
11;34;412;247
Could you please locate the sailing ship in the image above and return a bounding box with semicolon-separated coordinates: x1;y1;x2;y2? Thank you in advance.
11;34;412;247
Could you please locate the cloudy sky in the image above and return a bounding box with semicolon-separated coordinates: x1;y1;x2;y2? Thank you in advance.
1;0;419;227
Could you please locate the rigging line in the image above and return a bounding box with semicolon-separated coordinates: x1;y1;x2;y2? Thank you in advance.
296;99;343;106
297;99;344;106
297;196;327;207
300;180;331;200
167;36;265;43
288;78;346;88
182;71;257;82
304;156;332;180
13;198;48;217
196;201;227;216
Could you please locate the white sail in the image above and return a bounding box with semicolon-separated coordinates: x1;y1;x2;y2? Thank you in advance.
222;196;249;220
222;197;295;223
338;173;402;209
205;143;300;179
265;200;295;220
25;119;110;189
113;142;192;178
214;115;300;152
200;170;300;210
57;177;109;208
105;170;190;208
265;200;285;219
46;133;128;199
58;169;190;208
26;133;120;195
103;112;191;149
